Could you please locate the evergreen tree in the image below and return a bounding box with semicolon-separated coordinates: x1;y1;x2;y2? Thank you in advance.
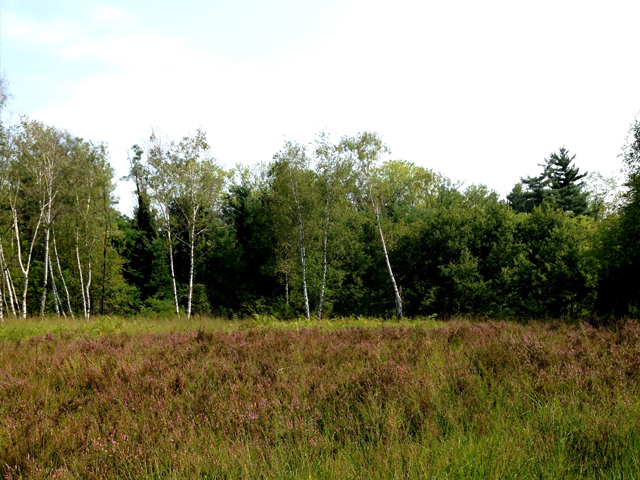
507;176;548;213
508;147;588;215
544;147;588;215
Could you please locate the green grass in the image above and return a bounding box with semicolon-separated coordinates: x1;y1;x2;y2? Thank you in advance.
0;315;246;341
1;318;638;478
0;314;441;342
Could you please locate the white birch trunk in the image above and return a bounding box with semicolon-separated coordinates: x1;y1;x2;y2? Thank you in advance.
187;220;195;319
39;225;50;318
85;256;92;318
298;231;310;322
53;232;73;318
76;231;88;320
2;245;19;318
11;197;44;319
166;222;180;317
288;165;310;321
84;198;93;319
7;271;19;318
373;203;403;319
0;252;4;323
0;239;18;318
317;202;330;320
48;254;63;317
40;189;53;318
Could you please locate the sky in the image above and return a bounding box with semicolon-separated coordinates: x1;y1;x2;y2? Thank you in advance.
2;0;640;214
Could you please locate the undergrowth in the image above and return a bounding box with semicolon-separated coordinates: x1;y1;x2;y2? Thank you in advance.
1;319;639;478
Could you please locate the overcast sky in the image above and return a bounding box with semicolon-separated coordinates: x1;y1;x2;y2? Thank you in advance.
2;0;639;214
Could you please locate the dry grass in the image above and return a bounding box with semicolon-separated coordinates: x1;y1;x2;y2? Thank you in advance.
1;318;639;478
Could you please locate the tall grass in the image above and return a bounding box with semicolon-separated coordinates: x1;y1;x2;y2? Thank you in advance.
1;319;639;478
0;315;245;342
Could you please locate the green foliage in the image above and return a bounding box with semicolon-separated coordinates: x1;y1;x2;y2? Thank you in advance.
596;115;640;316
508;147;588;215
3;114;640;320
504;202;598;318
545;147;589;215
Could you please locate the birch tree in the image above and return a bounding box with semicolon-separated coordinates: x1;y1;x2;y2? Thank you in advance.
172;129;226;319
343;132;403;319
313;132;353;319
270;141;314;321
0;124;9;321
10;120;49;318
0;183;8;320
145;134;181;316
67;138;112;319
0;142;20;319
16;121;68;318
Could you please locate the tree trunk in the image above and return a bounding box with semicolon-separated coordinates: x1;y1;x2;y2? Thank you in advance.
101;188;108;315
166;225;180;317
85;256;92;318
0;239;18;318
12;200;44;319
285;272;289;306
8;272;19;318
0;252;4;323
186;218;195;320
53;232;73;318
373;204;403;319
76;231;88;320
317;201;330;320
40;191;53;318
48;254;63;317
298;234;310;321
289;165;310;321
2;247;19;318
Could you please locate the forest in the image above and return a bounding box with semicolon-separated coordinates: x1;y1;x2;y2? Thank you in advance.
1;93;639;322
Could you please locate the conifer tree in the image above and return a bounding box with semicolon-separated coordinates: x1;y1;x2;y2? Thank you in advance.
508;147;587;215
544;147;588;215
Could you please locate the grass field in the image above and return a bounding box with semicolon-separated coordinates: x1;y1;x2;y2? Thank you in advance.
1;316;639;479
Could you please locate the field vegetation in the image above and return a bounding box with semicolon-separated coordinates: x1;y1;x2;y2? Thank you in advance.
1;317;639;478
2;75;640;479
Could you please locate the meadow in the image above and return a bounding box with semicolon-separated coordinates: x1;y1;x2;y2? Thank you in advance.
1;316;639;479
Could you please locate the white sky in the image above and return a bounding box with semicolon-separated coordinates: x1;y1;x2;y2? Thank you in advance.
2;0;639;215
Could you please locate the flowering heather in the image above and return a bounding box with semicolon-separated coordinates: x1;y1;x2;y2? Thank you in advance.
1;320;639;478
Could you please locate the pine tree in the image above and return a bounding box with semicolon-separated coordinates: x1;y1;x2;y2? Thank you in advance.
508;147;588;215
544;147;588;215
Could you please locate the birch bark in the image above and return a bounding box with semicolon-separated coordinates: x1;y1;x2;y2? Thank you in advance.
0;239;18;318
166;225;180;316
53;232;73;318
146;134;180;316
76;231;88;319
39;189;53;318
186;213;197;319
48;254;62;316
317;204;329;320
11;189;44;318
288;163;311;321
373;202;403;319
347;131;403;319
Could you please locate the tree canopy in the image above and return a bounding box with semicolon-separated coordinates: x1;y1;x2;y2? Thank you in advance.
1;92;638;321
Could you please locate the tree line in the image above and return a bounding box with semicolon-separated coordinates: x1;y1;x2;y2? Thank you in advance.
1;98;639;321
